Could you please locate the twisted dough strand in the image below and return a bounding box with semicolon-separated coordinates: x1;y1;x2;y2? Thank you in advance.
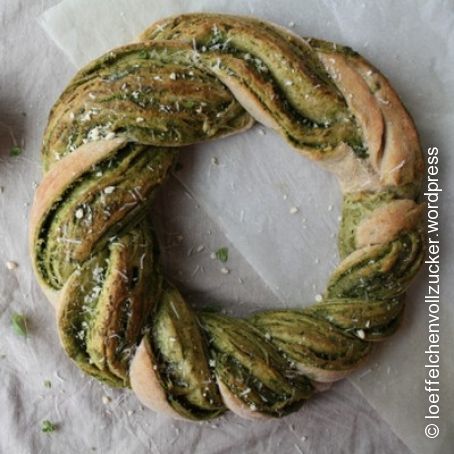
30;13;425;420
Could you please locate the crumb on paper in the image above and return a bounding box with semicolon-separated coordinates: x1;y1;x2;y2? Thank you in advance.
6;260;18;270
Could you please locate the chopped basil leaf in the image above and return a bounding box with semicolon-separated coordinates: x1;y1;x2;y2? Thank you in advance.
10;146;23;156
44;380;52;388
137;50;149;59
11;313;27;337
41;420;56;433
215;247;229;263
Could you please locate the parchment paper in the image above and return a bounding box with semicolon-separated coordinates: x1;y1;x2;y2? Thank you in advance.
0;0;452;452
1;0;413;451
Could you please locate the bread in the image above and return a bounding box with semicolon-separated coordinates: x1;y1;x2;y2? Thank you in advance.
30;13;425;420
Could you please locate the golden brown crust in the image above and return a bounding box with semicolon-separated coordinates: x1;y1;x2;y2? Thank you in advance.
29;138;128;305
130;337;186;420
317;52;423;193
316;142;382;193
211;67;279;130
29;138;127;255
294;361;356;383
352;58;424;188
216;379;271;420
356;199;425;248
317;53;385;173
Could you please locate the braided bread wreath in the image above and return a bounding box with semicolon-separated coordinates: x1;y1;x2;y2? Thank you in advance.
30;13;425;421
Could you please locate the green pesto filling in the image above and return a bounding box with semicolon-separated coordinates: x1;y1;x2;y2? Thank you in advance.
146;16;366;156
328;232;424;300
200;47;365;156
216;354;307;416
43;44;251;168
36;143;176;289
150;287;225;420
36;143;137;288
338;190;402;258
57;253;126;387
201;313;313;415
250;310;370;372
58;224;162;387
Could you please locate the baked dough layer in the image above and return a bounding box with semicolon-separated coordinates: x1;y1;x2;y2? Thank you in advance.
30;13;425;420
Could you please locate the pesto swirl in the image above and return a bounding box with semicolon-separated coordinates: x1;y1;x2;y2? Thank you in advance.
30;13;424;421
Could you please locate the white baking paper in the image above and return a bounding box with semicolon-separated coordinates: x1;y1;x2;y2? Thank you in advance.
5;0;452;452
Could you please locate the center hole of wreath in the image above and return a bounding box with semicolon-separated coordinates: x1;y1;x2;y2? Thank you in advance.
150;127;342;316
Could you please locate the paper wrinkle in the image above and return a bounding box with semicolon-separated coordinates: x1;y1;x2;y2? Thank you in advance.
0;0;449;452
